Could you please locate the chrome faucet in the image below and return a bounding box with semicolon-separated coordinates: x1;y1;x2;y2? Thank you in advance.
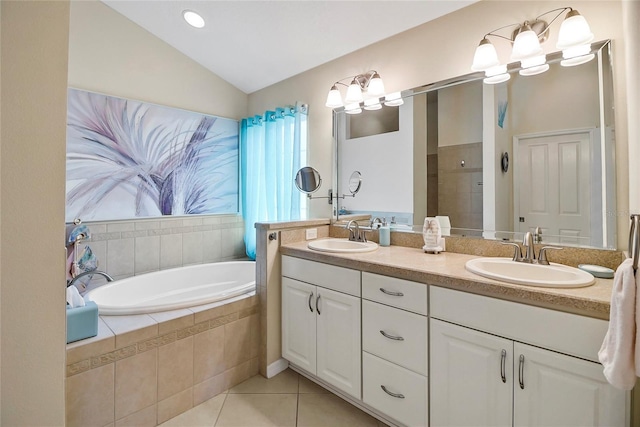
502;229;562;265
346;220;367;242
67;270;114;288
370;217;383;229
522;231;536;263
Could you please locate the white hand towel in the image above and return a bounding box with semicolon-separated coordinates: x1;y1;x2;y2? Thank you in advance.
598;258;638;390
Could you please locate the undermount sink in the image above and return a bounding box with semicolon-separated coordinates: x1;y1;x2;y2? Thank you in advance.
308;238;378;253
465;257;595;288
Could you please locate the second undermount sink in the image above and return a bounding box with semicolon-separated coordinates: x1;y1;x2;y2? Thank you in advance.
465;257;595;288
308;238;378;253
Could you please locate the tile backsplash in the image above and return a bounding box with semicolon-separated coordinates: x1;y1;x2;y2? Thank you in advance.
68;215;246;285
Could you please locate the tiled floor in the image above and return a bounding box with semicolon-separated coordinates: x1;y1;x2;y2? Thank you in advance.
159;368;387;427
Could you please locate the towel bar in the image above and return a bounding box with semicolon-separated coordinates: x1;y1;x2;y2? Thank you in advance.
630;214;640;274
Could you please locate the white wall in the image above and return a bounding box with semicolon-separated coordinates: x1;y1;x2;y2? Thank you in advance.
1;1;69;424
248;0;630;248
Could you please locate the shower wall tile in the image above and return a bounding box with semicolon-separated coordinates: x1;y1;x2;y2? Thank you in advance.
203;229;222;263
107;238;135;277
160;234;183;269
135;235;160;274
66;363;115;427
158;336;194;401
115;348;157;420
182;232;204;266
108;222;135;233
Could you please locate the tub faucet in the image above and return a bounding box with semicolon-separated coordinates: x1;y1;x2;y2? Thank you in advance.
67;270;114;288
370;217;383;229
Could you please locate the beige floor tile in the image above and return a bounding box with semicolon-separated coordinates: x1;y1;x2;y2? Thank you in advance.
215;394;297;427
229;369;299;394
159;393;226;427
297;393;379;427
298;375;330;394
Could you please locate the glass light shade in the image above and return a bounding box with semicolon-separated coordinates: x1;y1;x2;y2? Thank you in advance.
560;44;595;66
183;10;205;28
483;65;510;84
345;80;364;103
471;39;500;72
325;85;343;108
510;27;543;61
384;92;404;107
344;103;362;114
519;55;549;76
364;98;382;111
367;73;385;96
556;10;593;49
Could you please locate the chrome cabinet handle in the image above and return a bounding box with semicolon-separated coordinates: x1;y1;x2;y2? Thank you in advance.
381;385;405;399
316;294;321;315
380;330;404;341
308;292;314;312
519;354;525;389
379;287;404;297
500;349;507;383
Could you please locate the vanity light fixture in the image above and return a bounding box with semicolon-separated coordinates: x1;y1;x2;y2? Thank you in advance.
325;70;386;112
183;10;205;28
471;7;594;83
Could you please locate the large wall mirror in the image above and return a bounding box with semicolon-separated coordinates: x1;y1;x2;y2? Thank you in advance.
335;40;616;249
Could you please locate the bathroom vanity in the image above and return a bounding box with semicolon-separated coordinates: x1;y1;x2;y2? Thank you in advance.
280;242;628;427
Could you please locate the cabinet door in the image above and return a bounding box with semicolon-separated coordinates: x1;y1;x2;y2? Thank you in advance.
316;287;362;399
281;277;316;373
430;319;512;427
514;342;626;427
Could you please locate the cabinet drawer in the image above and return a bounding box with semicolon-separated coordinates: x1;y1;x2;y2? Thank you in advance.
362;272;427;314
430;286;609;362
282;255;360;297
363;352;428;427
362;300;428;375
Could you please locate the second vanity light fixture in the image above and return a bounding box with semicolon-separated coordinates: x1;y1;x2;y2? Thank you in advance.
325;70;403;114
472;7;594;84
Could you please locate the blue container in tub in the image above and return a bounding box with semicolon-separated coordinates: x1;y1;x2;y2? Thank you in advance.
66;301;98;344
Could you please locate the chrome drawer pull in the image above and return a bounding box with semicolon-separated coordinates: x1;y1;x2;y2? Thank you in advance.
379;287;404;297
308;292;314;312
381;385;405;399
500;349;507;383
380;330;404;341
519;354;525;389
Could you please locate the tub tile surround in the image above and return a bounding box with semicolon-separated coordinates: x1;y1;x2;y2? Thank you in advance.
65;293;259;427
69;215;246;283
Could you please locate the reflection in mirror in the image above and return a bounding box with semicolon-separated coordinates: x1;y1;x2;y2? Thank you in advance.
348;171;362;195
335;40;615;249
294;166;322;194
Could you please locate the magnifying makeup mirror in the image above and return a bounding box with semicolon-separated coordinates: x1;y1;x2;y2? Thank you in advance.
294;166;322;194
348;171;362;195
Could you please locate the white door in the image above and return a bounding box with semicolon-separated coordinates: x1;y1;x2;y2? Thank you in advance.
515;130;592;245
316;287;362;399
430;319;512;427
514;342;626;427
281;277;316;373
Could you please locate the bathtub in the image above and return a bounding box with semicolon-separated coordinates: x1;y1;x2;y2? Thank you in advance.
85;261;256;315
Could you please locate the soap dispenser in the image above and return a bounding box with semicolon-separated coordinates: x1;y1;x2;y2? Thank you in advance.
379;218;390;247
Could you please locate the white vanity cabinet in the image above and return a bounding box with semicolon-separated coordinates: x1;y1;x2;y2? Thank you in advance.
361;272;429;427
281;256;361;399
430;286;627;427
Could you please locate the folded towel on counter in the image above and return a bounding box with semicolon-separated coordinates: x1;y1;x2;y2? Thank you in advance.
598;258;640;390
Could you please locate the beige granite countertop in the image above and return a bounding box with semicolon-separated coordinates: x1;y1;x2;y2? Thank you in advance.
280;240;614;320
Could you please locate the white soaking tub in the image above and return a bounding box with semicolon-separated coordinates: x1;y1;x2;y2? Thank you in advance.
85;261;256;315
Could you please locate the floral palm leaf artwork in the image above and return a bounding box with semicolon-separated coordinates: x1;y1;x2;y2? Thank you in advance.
66;89;239;222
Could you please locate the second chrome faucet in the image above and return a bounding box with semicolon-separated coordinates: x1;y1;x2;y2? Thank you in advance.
502;230;561;265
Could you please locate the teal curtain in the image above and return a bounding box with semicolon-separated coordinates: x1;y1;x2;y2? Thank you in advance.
241;104;307;259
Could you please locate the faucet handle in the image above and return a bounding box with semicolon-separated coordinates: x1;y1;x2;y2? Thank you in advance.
501;242;522;261
537;246;562;265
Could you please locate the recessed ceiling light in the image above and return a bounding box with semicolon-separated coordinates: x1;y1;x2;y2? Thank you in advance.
183;10;205;28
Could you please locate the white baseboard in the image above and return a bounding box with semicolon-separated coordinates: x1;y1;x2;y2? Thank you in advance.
266;358;289;378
